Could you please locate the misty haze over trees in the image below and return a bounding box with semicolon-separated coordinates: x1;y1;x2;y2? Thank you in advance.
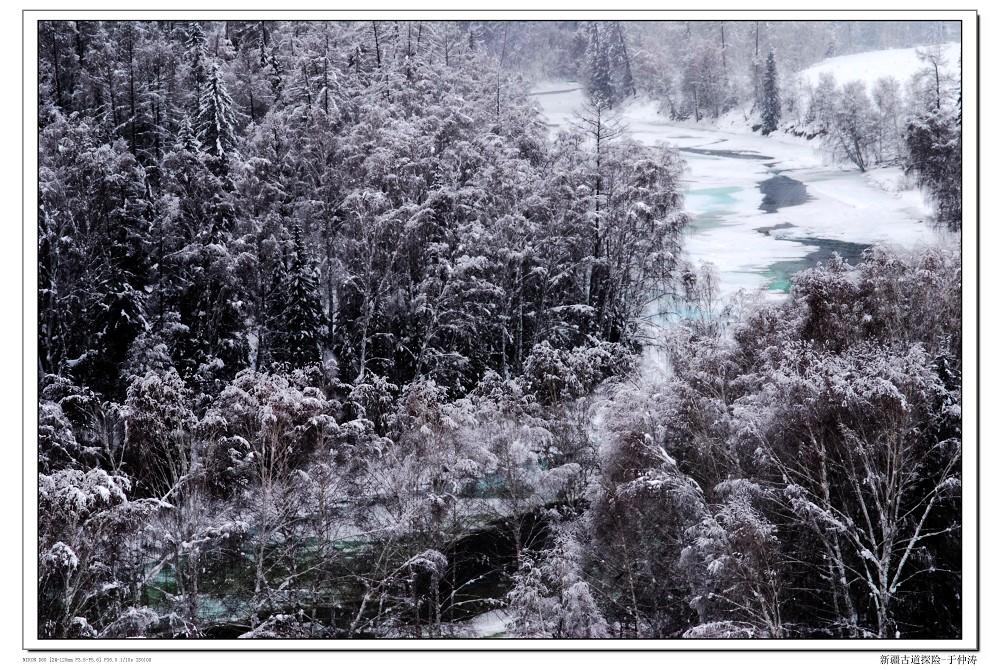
37;19;962;640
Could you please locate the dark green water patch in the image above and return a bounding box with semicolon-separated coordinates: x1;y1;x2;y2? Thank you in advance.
685;210;730;234
680;146;774;160
759;174;810;213
763;237;870;293
755;222;795;236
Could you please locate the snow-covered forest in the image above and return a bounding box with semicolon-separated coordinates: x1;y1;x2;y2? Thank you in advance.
36;20;962;640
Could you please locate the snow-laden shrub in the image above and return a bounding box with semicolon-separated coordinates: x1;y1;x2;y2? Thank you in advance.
506;530;609;638
101;607;161;638
39;467;130;521
680;478;784;638
41;542;79;574
38;400;95;474
522;341;635;404
239;613;330;639
683;621;765;639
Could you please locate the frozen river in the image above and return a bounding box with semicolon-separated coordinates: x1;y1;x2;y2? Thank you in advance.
530;82;938;300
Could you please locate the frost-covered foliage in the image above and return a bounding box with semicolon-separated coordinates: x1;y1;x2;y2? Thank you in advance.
123;368;198;497
39;399;96;474
38;466;159;638
682;620;766;639
506;527;608;638
583;428;708;637
37;21;686;402
521;341;634;404
906;92;962;230
662;246;958;639
538;245;960;640
680;479;784;637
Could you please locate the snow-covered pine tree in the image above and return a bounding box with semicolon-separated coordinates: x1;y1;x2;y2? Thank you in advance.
154;115;247;394
196;61;239;172
257;262;286;371
174;113;200;155
186;22;209;112
265;42;284;105
608;22;635;102
272;224;326;370
905;84;961;231
91;207;151;397
585;22;614;108
760;48;781;135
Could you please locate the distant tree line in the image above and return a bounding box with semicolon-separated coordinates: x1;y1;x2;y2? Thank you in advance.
528;21;962;231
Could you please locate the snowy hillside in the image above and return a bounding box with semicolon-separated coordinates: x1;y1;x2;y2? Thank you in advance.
797;43;960;89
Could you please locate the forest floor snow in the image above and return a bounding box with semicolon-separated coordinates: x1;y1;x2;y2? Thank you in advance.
459;609;512;638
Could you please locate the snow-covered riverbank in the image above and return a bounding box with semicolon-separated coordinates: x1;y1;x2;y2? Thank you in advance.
530;82;940;300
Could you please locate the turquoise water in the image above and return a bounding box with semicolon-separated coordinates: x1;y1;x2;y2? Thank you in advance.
686;175;870;296
763;238;871;292
686;186;743;234
762;260;803;293
688;185;742;205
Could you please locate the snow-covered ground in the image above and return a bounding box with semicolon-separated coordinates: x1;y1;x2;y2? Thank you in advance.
459;609;511;638
530;80;940;302
797;42;961;90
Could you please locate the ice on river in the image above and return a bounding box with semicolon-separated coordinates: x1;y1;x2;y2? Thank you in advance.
530;81;939;301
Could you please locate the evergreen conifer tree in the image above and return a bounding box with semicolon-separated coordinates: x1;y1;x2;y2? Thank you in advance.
196;61;239;171
186;22;208;112
86;153;152;398
585;23;614;108
760;48;781;135
155;115;247;393
905;99;961;231
259;262;287;371
608;22;635;102
272;225;325;369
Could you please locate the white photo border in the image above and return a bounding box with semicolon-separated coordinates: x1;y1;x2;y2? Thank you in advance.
21;5;980;652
